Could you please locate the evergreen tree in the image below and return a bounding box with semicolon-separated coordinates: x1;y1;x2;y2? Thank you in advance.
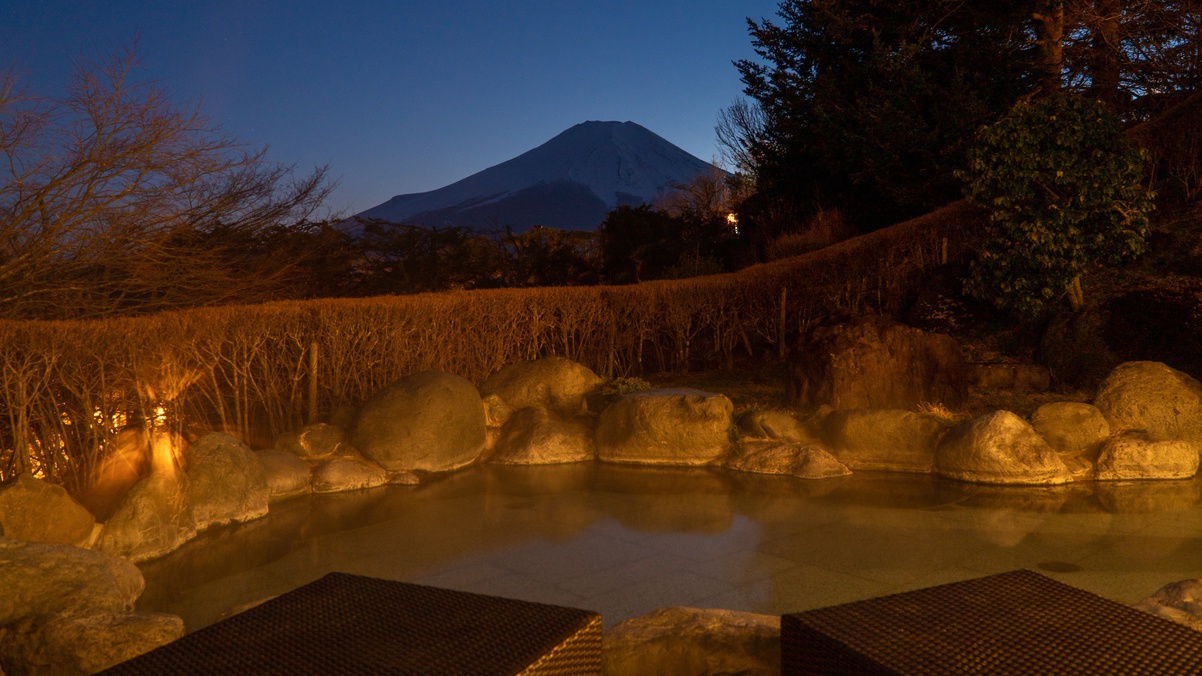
736;0;1037;231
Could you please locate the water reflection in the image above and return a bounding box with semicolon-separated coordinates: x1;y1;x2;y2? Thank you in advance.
1095;479;1202;514
137;464;1202;632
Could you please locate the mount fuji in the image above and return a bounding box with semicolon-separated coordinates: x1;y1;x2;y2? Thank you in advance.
353;121;720;232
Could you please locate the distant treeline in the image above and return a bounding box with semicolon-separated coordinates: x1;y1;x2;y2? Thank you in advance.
320;201;746;297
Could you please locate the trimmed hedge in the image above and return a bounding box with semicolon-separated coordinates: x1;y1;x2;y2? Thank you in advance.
0;201;980;494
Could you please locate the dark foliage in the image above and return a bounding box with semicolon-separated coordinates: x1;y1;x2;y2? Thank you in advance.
735;0;1036;232
498;226;600;287
597;205;740;284
1105;278;1202;378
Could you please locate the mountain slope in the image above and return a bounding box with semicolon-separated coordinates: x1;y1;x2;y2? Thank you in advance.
355;121;718;232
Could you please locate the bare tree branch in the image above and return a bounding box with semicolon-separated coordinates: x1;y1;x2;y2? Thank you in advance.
0;45;334;318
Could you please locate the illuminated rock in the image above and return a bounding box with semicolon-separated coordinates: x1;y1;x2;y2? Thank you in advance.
935;411;1073;485
1030;402;1110;454
482;393;513;427
254;449;311;502
96;473;196;563
480;357;603;417
824;409;948;473
725;440;850;479
311;457;387;493
602;607;779;676
387;470;420;485
0;474;96;546
0;538;182;673
186;433;269;531
1094;431;1199;480
274;422;347;460
485;407;596;465
596;389;733;466
0;610;184;674
736;410;820;444
1133;579;1202;631
351;371;487;473
786;316;968;410
1094;361;1202;444
0;538;142;626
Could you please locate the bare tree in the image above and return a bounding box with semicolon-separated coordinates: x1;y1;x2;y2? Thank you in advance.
655;165;733;222
715;98;768;177
0;45;333;319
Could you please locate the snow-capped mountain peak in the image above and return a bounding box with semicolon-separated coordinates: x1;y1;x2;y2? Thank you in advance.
354;121;719;232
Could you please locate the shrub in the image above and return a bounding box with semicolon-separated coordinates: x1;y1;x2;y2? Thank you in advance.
960;93;1154;316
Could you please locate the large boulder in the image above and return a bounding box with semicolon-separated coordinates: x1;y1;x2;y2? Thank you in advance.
254;449;311;502
351;371;487;472
96;473;196;563
602;607;779;676
1030;402;1111;455
823;409;948;473
935;411;1073;485
274;423;347;460
1132;580;1202;632
311;457;387;493
186;433;270;531
485;407;595;465
787;316;968;410
480;357;603;416
1093;361;1202;444
0;474;95;546
1094;431;1199;480
725;441;850;479
2;610;184;675
595;389;733;466
0;538;143;626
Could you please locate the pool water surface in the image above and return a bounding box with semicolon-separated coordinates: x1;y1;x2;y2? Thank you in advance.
135;463;1202;631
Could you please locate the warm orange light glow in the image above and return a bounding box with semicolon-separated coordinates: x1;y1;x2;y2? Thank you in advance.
150;431;178;478
726;212;739;235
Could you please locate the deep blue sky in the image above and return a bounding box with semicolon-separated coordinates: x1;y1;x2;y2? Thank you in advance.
1;1;782;216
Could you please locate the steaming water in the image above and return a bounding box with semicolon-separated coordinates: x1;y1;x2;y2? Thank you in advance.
135;464;1202;631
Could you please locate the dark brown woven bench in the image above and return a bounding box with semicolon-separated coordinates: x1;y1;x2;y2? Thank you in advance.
101;572;601;675
782;569;1202;675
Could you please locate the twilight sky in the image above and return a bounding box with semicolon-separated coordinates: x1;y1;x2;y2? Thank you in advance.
0;1;782;216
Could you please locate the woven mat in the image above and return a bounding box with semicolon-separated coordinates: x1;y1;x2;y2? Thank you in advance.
783;569;1202;675
101;572;601;675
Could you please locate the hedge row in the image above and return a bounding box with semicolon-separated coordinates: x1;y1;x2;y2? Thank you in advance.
0;201;980;494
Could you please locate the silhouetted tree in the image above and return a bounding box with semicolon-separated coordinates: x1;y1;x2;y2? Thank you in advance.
1061;1;1202;117
498;226;600;287
597;206;686;283
735;0;1037;231
355;219;504;293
